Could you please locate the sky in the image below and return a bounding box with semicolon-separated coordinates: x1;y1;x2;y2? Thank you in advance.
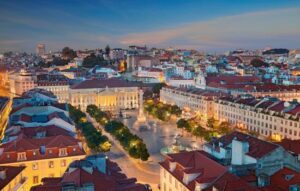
0;0;300;53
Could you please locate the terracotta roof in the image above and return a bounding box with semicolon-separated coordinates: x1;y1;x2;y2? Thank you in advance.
207;131;279;159
160;150;227;191
0;166;26;190
262;167;300;191
204;172;258;191
0;135;85;164
277;139;300;155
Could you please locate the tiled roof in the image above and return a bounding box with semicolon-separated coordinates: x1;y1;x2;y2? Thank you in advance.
262;167;300;191
204;172;258;191
277;139;300;155
207;131;279;159
160;150;227;191
0;135;85;164
0;166;26;190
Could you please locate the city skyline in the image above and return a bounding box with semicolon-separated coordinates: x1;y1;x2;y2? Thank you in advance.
1;0;300;53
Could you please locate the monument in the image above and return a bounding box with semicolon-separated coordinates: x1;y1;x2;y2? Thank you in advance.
137;89;146;122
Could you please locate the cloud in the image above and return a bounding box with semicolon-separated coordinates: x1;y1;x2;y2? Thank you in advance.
119;7;300;50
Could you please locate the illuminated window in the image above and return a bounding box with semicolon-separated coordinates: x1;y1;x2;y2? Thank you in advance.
33;176;39;184
59;148;67;156
61;159;66;167
32;162;38;170
48;161;54;168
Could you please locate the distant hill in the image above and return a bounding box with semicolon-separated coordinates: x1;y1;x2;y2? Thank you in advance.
262;48;289;55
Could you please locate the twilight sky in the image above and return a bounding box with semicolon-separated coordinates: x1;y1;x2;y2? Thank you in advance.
0;0;300;53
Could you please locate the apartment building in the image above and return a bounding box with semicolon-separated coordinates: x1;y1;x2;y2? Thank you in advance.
215;96;300;140
160;86;225;122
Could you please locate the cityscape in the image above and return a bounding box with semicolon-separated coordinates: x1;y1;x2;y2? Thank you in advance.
1;1;300;191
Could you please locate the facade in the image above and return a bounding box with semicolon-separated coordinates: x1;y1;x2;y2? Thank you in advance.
9;69;37;97
167;77;195;88
69;78;139;111
160;86;224;122
215;96;300;140
36;74;70;103
137;67;164;82
0;166;27;191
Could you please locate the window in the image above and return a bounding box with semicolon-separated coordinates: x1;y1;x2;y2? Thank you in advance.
32;162;38;170
17;152;27;161
61;159;66;167
59;148;67;156
33;176;39;184
48;161;54;168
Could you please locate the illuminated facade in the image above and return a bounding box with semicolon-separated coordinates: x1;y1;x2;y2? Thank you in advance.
9;69;37;97
215;96;300;140
160;87;224;122
69;78;139;111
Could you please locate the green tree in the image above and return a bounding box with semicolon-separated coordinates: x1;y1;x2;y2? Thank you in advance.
177;119;188;133
207;117;216;129
152;83;166;95
62;47;77;59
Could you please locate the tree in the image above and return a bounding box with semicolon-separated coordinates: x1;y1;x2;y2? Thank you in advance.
219;121;231;135
192;126;205;141
250;58;268;67
105;45;110;56
152;83;166;95
207;117;216;129
82;53;108;68
176;118;189;134
62;47;77;59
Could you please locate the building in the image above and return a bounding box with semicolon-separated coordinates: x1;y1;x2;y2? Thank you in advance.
69;78;139;111
160;86;225;122
36;74;70;103
167;76;195;88
136;67;164;82
214;96;300;140
31;154;149;191
0;166;27;191
36;44;46;56
203;132;300;176
159;150;227;191
0;129;86;190
0;97;10;138
110;48;125;60
9;69;37;97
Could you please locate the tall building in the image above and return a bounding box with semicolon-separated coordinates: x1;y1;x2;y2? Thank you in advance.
36;44;46;56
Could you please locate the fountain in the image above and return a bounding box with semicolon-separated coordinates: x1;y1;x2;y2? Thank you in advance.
160;134;191;155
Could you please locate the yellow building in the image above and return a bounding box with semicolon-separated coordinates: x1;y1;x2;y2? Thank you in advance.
69;78;139;111
0;132;86;190
0;166;27;191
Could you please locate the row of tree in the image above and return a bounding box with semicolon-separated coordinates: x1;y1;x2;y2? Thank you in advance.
68;104;111;152
86;105;150;161
144;99;182;121
177;117;232;142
